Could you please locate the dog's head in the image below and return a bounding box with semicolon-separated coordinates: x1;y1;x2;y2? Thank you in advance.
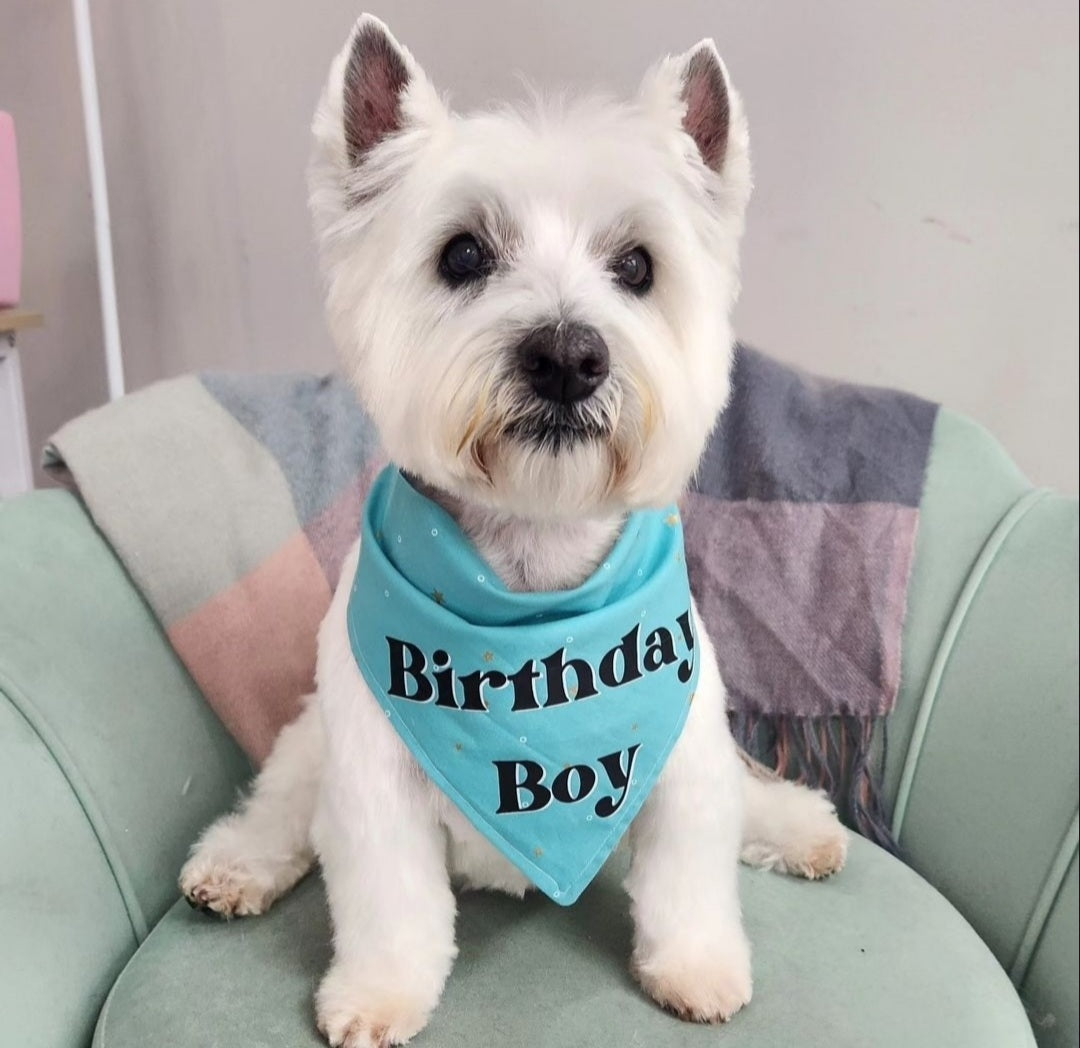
310;15;751;518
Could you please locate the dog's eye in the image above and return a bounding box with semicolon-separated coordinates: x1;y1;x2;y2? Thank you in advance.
612;247;653;294
439;234;489;285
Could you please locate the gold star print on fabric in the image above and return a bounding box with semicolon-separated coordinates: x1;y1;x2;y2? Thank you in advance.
454;742;463;752
664;513;680;527
534;847;544;858
432;590;445;605
483;651;495;663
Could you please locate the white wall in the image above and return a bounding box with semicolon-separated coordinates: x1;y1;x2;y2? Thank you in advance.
4;0;1077;491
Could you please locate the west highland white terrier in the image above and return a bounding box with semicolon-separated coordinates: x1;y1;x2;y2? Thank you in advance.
180;15;847;1047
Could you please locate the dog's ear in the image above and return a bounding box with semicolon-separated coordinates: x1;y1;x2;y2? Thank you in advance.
335;15;446;166
640;40;749;186
674;41;730;173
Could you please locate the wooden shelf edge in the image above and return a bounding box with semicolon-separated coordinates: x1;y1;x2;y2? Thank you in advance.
0;309;45;335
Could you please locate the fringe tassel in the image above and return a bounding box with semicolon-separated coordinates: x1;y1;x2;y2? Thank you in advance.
730;711;898;854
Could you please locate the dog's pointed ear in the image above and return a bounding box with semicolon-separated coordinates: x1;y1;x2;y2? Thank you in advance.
335;15;446;166
674;41;730;172
640;39;749;183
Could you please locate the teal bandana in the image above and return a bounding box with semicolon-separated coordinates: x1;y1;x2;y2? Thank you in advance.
347;467;700;905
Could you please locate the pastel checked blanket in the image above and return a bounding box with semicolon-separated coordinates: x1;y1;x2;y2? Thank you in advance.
44;346;938;849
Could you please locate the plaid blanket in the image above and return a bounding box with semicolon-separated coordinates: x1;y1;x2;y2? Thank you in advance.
44;346;937;848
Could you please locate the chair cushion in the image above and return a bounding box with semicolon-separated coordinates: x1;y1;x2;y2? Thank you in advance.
93;836;1033;1048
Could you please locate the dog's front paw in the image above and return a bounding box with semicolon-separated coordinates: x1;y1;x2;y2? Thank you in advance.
633;936;752;1024
180;855;278;917
316;964;435;1048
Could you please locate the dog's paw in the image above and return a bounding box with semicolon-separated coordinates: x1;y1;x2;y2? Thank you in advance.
785;819;848;880
179;855;278;917
741;777;849;880
776;792;848;880
316;965;435;1048
633;939;752;1024
740;821;849;880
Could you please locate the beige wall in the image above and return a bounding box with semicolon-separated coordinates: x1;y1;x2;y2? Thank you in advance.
4;0;1078;492
1;0;109;480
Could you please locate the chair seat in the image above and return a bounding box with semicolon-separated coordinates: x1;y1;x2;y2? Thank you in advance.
92;836;1034;1048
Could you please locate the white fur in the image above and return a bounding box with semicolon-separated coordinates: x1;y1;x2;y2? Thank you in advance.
180;15;846;1047
309;19;750;521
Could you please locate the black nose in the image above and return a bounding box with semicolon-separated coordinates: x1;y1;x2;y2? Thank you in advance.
515;323;610;405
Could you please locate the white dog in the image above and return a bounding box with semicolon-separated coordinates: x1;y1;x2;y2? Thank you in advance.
180;15;847;1048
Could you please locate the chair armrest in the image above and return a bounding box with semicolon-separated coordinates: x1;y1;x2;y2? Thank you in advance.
889;411;1079;1046
0;491;250;1048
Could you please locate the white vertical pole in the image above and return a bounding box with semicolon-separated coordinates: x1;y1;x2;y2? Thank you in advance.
0;340;35;497
71;0;125;401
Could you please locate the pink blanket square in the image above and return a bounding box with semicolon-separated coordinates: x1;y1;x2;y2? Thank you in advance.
0;111;22;308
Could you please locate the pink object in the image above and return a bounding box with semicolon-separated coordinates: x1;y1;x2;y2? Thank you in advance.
0;112;22;308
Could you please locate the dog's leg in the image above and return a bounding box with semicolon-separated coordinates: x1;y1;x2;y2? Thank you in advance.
313;762;456;1048
179;699;321;916
739;754;848;879
626;624;752;1024
312;542;457;1048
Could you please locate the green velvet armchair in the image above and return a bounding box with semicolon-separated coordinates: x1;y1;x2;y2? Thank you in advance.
1;408;1076;1048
